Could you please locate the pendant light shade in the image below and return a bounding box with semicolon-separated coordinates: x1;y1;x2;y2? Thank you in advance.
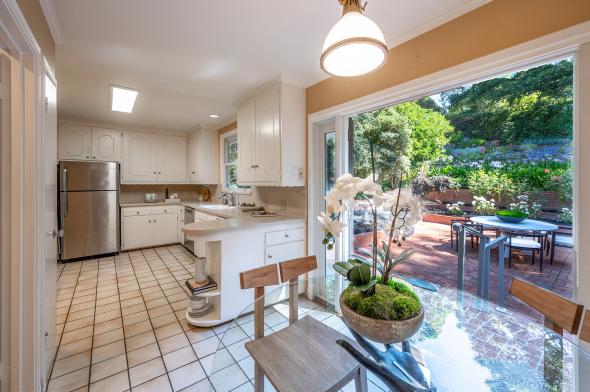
321;1;388;77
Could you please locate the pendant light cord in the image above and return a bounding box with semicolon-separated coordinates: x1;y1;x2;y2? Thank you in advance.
339;0;367;13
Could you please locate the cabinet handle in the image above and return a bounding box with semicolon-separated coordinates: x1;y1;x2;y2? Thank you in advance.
93;156;96;159
267;254;272;259
136;211;140;215
86;156;89;159
251;165;259;168
153;171;156;174
154;219;157;223
158;172;162;174
192;171;196;174
148;220;151;223
284;233;290;238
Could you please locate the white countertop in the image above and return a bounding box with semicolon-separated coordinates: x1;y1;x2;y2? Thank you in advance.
120;200;305;234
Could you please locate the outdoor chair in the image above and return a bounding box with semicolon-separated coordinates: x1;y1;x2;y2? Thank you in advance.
503;230;546;271
545;224;573;264
451;219;483;251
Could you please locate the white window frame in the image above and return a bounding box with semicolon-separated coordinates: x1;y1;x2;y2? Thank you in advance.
219;130;251;194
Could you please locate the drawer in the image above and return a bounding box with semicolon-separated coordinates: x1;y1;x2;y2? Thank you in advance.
151;206;178;215
265;227;305;246
122;207;152;217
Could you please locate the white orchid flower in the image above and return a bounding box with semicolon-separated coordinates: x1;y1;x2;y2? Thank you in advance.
356;177;380;195
317;212;344;237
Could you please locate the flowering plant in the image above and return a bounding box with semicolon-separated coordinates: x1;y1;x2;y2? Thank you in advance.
446;201;464;216
509;194;542;218
318;174;423;291
472;196;496;215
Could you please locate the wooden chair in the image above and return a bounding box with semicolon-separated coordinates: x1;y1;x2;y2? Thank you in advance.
240;257;367;392
510;277;583;335
580;310;590;343
239;264;280;339
278;255;317;324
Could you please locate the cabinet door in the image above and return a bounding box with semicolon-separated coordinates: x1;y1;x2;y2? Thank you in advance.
152;213;178;246
198;129;218;184
265;240;305;265
177;209;184;243
158;135;187;183
122;215;152;250
122;131;157;183
237;100;256;183
92;127;122;161
188;132;200;183
58;124;92;160
255;86;281;183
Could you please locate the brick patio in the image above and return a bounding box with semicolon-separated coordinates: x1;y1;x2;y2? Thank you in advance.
354;221;574;323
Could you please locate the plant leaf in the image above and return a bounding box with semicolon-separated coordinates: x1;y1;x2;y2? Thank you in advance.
333;262;353;277
355;247;373;260
358;264;371;283
354;278;378;292
398;275;438;292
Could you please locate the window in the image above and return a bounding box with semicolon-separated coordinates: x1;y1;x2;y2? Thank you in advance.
221;131;250;193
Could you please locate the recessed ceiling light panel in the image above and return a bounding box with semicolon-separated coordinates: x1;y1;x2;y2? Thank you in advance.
110;85;138;113
209;114;220;118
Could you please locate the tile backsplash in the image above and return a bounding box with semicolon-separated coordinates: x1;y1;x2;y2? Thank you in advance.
120;184;307;218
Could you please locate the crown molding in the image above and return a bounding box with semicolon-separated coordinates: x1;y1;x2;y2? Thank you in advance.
39;0;64;45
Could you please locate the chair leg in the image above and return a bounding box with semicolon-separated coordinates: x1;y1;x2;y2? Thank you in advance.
254;363;265;392
532;250;535;265
354;366;368;392
450;227;453;248
540;246;544;273
508;245;512;269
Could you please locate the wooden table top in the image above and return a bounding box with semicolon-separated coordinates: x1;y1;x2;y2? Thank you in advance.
245;315;361;392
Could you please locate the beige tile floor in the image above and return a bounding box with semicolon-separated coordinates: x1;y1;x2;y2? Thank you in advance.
48;245;386;392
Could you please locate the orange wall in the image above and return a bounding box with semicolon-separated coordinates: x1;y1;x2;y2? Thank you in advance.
16;0;55;70
306;0;590;114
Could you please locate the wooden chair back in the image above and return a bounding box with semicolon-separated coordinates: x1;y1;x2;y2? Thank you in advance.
510;277;584;335
580;310;590;343
278;256;318;324
240;264;280;339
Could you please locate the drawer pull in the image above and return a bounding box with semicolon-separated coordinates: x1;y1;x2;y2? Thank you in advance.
148;220;151;223
267;254;272;259
136;211;140;215
284;233;289;238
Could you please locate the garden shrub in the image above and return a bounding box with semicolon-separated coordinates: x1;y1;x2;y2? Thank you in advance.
467;170;517;203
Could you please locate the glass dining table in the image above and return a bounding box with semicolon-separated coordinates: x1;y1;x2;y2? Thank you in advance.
204;278;590;392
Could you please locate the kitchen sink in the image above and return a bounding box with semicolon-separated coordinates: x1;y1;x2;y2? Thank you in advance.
200;205;236;210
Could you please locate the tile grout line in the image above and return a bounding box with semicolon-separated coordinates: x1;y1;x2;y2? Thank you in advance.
127;249;176;391
85;258;101;390
47;262;85;388
113;253;136;391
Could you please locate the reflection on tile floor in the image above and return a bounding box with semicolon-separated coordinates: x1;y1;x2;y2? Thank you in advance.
48;245;388;392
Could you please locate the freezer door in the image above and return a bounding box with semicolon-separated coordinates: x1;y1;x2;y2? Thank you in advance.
60;190;119;260
59;161;119;191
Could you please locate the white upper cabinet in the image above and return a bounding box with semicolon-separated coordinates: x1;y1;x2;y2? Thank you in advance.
158;134;187;183
122;131;158;183
188;127;218;184
237;100;256;183
122;131;187;184
91;127;122;161
236;81;305;186
59;124;122;162
58;124;92;160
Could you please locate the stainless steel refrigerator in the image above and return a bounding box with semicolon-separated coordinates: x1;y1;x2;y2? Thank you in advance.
58;161;120;261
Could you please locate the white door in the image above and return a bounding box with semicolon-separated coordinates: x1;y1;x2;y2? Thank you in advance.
158;135;187;183
122;131;157;183
58;124;92;160
43;72;58;382
122;215;153;250
255;85;281;183
92;127;121;161
153;213;178;245
237;100;256;183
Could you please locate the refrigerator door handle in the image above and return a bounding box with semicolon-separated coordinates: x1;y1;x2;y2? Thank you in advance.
62;168;68;216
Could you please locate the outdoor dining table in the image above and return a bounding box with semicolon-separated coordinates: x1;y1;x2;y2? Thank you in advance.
207;277;590;392
470;215;560;264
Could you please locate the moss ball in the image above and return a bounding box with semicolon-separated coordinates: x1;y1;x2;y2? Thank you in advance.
342;282;421;321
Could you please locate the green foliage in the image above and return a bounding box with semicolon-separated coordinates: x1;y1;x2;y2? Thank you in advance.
333;261;378;292
442;60;573;143
496;209;528;218
352;108;411;186
342;283;421;321
395;102;453;169
352;102;453;186
352;244;414;284
467;170;517;202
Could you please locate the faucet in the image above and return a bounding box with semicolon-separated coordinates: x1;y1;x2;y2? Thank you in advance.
218;192;236;206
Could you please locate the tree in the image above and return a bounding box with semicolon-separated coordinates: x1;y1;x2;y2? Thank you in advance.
441;59;573;143
352;102;452;184
352;108;411;188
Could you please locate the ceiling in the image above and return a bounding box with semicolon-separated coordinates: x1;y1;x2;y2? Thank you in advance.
53;0;488;131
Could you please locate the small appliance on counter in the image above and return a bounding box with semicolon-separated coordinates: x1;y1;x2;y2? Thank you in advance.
144;193;159;203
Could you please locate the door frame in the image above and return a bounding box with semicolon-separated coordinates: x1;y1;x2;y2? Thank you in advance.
0;1;48;390
308;21;590;306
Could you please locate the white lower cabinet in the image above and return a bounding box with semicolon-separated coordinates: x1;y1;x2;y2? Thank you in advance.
122;206;179;250
265;241;305;264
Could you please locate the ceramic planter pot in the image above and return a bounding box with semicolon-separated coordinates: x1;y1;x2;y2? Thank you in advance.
339;294;424;344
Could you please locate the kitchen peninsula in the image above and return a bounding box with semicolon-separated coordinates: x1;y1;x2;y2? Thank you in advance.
182;204;305;326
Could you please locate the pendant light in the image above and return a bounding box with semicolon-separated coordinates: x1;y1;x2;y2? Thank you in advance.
321;0;388;77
